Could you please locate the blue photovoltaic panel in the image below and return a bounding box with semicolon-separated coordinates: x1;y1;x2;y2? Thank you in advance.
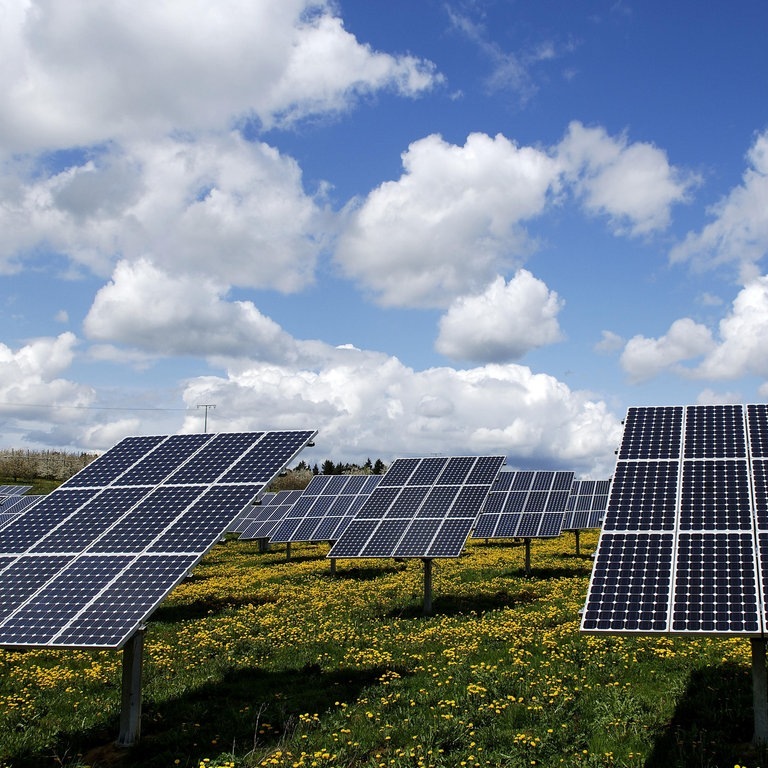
582;404;768;636
0;485;33;497
59;436;166;488
238;490;303;540
472;470;575;540
0;429;316;649
0;496;42;529
562;480;610;531
232;492;275;532
269;474;381;544
327;456;505;559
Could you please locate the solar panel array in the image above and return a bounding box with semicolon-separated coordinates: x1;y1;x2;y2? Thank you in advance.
0;430;315;649
562;479;610;531
581;404;768;636
0;485;32;497
472;470;575;539
327;456;505;559
238;490;304;540
270;474;381;544
0;496;42;528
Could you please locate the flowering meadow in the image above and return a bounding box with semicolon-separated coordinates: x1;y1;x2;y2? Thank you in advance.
0;533;763;768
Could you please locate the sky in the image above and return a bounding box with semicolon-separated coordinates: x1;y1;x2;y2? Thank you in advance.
1;0;767;479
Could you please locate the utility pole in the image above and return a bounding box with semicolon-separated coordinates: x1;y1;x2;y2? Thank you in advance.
196;404;216;433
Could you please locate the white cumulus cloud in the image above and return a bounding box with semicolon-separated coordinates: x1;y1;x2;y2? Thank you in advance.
0;333;96;440
620;318;715;382
693;276;768;379
335;132;560;308
670;129;768;281
180;348;622;478
619;277;768;384
0;134;328;285
84;259;297;361
557;121;698;236
0;0;440;152
435;271;564;362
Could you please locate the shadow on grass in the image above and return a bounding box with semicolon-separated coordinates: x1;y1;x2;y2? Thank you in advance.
9;664;389;768
501;566;592;580
330;564;408;581
151;593;279;623
385;587;541;619
644;661;764;768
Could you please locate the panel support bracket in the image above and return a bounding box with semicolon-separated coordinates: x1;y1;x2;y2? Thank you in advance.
422;558;433;615
752;637;768;746
116;625;146;747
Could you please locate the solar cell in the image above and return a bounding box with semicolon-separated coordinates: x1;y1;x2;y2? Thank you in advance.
0;429;316;648
582;403;768;636
472;469;575;540
269;474;381;544
327;455;505;559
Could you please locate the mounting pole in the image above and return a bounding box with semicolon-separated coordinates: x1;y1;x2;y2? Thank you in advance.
285;542;292;561
752;638;768;746
116;626;146;747
575;529;581;556
196;403;216;433
524;539;532;577
422;558;433;615
329;557;337;576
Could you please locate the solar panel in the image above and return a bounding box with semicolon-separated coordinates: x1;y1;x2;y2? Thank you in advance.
562;479;610;531
0;485;33;497
581;404;768;636
230;491;275;533
327;456;505;559
0;430;316;648
269;474;381;544
472;470;574;539
238;490;304;540
0;496;42;528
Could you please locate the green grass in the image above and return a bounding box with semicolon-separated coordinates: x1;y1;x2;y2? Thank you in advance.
0;534;764;768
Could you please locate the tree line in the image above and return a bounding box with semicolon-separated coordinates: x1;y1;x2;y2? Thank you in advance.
0;449;98;482
269;458;388;491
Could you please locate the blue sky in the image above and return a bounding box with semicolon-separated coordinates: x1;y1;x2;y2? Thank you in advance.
1;0;767;478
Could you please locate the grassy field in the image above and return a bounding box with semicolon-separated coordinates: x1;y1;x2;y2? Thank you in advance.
0;533;764;768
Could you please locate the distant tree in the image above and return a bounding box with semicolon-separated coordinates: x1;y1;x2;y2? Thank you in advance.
321;459;336;475
373;459;386;475
270;467;312;491
364;458;373;471
312;463;319;475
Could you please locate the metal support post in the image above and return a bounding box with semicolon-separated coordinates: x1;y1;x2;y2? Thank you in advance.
329;557;337;576
423;558;433;615
752;638;768;746
575;529;581;556
286;542;292;561
117;626;145;747
524;538;531;577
